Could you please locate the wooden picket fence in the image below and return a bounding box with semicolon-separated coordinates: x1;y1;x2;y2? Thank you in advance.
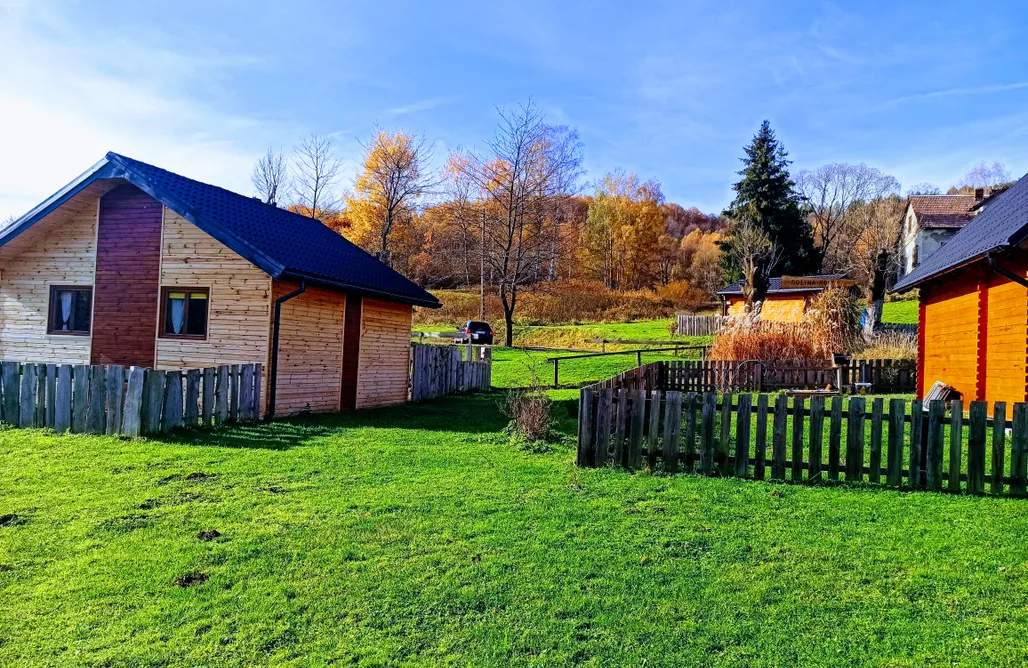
578;388;1028;497
411;344;491;401
676;314;724;336
0;361;263;438
657;358;916;393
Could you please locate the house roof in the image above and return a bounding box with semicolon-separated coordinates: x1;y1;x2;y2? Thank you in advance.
893;173;1028;292
0;152;441;308
908;194;977;229
717;274;846;296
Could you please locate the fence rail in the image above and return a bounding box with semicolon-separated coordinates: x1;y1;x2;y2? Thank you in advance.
676;314;724;336
0;361;263;438
578;389;1026;497
411;344;491;401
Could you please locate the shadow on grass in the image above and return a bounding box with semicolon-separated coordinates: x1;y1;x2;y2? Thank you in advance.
159;393;511;451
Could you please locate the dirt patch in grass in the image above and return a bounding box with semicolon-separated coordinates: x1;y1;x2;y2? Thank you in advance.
0;513;27;527
173;572;208;588
185;472;214;481
196;530;221;542
137;499;161;510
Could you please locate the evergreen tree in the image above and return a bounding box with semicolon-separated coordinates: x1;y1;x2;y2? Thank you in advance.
722;121;816;279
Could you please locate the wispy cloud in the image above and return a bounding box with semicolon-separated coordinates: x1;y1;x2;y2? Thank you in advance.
0;3;283;219
887;82;1028;106
385;96;461;117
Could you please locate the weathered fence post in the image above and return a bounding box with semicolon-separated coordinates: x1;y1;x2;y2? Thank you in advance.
992;402;1007;495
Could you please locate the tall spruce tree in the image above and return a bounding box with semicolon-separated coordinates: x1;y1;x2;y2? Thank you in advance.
721;121;816;295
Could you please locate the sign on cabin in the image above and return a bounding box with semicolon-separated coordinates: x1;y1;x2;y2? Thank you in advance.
779;276;858;290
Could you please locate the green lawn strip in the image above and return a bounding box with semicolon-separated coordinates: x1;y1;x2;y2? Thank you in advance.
2;396;1028;665
882;300;918;324
491;347;705;389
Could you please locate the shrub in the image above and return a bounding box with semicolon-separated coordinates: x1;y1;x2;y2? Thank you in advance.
503;389;552;443
854;331;917;360
708;315;822;361
708;288;862;361
803;287;861;356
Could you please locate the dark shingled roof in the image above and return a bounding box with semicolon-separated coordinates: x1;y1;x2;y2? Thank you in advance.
717;274;846;296
0;152;440;308
893;173;1028;292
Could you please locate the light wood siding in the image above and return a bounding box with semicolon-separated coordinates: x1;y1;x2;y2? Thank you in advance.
357;298;412;408
921;266;984;401
761;295;807;322
985;260;1028;406
726;294;808;321
272;281;345;415
0;188;101;363
155;209;272;376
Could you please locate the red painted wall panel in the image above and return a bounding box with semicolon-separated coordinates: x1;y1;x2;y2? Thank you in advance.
90;184;162;367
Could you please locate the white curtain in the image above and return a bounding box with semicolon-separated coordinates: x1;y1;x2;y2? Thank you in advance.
170;297;185;334
60;291;73;330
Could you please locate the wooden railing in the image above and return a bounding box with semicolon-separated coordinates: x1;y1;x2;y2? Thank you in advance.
0;361;263;437
411;344;491;401
577;390;1027;497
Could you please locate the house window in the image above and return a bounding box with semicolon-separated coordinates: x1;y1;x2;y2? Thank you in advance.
160;287;209;339
47;286;92;335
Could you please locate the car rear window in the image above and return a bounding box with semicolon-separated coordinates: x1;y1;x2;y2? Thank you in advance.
467;321;490;331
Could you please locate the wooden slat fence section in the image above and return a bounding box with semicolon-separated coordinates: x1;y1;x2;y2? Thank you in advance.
654;359;915;393
577;385;1028;498
676;314;725;336
0;360;262;438
410;344;492;401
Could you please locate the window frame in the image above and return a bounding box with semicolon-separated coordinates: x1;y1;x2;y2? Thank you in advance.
46;285;93;336
158;286;211;341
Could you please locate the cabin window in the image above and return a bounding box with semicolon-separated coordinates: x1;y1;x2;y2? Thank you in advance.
160;287;209;339
47;286;92;335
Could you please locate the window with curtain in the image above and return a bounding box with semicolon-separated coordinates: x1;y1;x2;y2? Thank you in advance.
160;287;209;339
47;286;92;335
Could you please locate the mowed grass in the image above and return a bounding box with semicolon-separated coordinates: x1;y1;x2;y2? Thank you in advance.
491;347;705;389
3;396;1028;666
882;300;918;324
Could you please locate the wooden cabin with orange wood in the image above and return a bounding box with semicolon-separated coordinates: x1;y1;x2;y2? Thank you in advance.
0;152;441;417
893;172;1028;408
717;274;852;323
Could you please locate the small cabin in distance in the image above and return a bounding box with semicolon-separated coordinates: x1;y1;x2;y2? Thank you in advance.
717;274;851;323
892;172;1028;409
0;152;441;417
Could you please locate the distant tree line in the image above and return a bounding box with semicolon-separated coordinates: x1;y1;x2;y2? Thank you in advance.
250;105;1016;337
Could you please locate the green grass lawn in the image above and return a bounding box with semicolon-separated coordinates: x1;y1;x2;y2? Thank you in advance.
491;347;705;389
882;300;918;324
3;396;1028;666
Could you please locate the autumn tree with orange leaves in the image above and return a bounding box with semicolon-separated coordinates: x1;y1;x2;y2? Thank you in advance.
345;130;437;267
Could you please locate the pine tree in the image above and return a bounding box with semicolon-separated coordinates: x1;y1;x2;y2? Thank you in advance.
723;121;816;278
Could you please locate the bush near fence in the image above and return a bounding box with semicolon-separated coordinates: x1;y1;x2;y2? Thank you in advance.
0;361;262;438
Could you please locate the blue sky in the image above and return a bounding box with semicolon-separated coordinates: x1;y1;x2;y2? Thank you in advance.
2;0;1027;220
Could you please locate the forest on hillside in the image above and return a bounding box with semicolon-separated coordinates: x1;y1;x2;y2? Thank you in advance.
248;101;1015;344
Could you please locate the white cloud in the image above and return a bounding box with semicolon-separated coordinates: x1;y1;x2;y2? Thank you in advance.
0;3;282;220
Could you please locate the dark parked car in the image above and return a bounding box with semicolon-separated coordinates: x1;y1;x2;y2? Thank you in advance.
459;320;494;345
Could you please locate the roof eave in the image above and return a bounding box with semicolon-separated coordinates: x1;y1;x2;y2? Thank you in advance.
279;269;442;309
0;157;115;249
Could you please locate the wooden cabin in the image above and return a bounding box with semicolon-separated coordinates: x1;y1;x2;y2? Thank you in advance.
892;172;1028;407
0;152;440;416
717;275;849;323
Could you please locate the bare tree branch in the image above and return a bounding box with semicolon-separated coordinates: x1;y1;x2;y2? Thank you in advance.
251;147;289;206
292;131;342;220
